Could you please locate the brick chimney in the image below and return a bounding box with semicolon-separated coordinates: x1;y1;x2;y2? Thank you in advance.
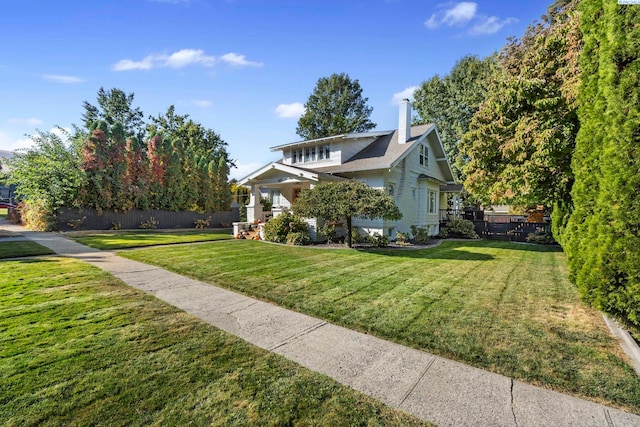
398;98;412;144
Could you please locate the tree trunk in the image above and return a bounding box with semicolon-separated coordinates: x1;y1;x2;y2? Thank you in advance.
346;216;352;248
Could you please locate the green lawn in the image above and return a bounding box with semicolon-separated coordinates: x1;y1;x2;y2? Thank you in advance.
0;241;55;259
0;257;428;426
68;229;233;250
120;239;640;414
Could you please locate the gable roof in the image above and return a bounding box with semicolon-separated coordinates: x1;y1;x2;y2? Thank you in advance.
238;162;344;186
310;124;435;174
269;131;393;152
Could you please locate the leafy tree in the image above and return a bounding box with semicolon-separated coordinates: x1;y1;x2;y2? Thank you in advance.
8;129;85;229
413;54;498;179
460;0;580;212
293;180;402;248
81;87;146;142
564;1;640;326
149;105;232;167
296;73;376;140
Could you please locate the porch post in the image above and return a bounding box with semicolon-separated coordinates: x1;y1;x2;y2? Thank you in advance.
246;185;262;223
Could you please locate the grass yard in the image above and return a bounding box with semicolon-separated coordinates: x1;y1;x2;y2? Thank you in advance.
0;241;54;259
0;257;428;426
68;229;233;250
121;239;640;414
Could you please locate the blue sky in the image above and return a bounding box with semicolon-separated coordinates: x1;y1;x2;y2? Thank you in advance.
0;0;549;179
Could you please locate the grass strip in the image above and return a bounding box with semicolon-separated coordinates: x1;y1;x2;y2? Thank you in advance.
0;257;429;426
0;241;54;259
69;229;233;250
120;239;640;414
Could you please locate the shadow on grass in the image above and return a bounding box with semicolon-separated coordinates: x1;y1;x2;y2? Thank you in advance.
359;239;562;260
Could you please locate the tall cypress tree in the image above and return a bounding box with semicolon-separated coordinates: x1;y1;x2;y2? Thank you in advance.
565;1;640;326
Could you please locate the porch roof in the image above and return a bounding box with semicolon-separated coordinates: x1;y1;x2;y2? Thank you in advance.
238;162;344;186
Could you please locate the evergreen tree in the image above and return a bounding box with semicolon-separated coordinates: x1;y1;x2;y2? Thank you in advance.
296;73;376;140
564;0;640;326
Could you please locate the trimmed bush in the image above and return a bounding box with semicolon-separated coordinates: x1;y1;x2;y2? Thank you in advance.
286;232;311;246
440;218;479;239
410;225;431;245
526;230;557;245
261;212;310;245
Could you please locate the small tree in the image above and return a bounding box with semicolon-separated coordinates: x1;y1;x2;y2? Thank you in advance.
293;180;402;248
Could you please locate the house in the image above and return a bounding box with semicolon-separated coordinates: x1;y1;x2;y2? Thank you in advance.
0;150;16;207
237;99;459;240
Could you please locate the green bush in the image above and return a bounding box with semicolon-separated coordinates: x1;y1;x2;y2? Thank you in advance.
19;200;58;231
526;230;557;245
262;212;309;244
351;228;371;245
395;232;410;246
286;231;311;246
440;218;479;239
410;225;431;245
370;233;389;248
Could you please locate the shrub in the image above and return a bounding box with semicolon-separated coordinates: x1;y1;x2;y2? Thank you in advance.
194;216;211;229
261;212;309;244
395;231;410;246
111;222;123;230
410;225;431;245
140;216;158;229
351;228;371;245
67;216;86;230
286;231;311;246
371;233;389;248
526;229;557;245
440;218;479;239
20;200;58;231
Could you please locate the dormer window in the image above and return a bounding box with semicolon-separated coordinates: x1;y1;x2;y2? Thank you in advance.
291;144;331;164
419;144;429;167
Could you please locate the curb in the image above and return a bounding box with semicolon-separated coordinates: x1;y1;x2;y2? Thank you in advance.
603;315;640;377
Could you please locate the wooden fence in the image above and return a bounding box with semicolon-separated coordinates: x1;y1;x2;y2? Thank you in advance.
472;220;551;242
57;207;240;231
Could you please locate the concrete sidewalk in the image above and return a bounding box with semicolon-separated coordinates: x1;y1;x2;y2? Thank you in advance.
4;224;640;426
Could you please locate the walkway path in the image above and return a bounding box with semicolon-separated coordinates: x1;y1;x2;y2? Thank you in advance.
3;222;640;426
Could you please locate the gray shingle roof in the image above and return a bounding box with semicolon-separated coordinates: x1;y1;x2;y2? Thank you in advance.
311;124;433;174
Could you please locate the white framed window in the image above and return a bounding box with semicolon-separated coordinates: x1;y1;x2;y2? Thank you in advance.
269;190;281;207
387;183;395;197
428;190;437;214
292;144;330;164
419;144;429;167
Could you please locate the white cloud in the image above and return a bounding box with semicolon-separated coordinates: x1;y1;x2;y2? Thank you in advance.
220;53;264;68
7;118;43;126
0;131;34;151
391;86;418;105
0;127;71;152
42;74;85;84
193;100;212;108
424;2;516;35
275;102;305;118
229;161;265;181
165;49;215;68
113;49;261;71
112;57;155;71
443;2;477;25
425;2;477;28
469;16;518;35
